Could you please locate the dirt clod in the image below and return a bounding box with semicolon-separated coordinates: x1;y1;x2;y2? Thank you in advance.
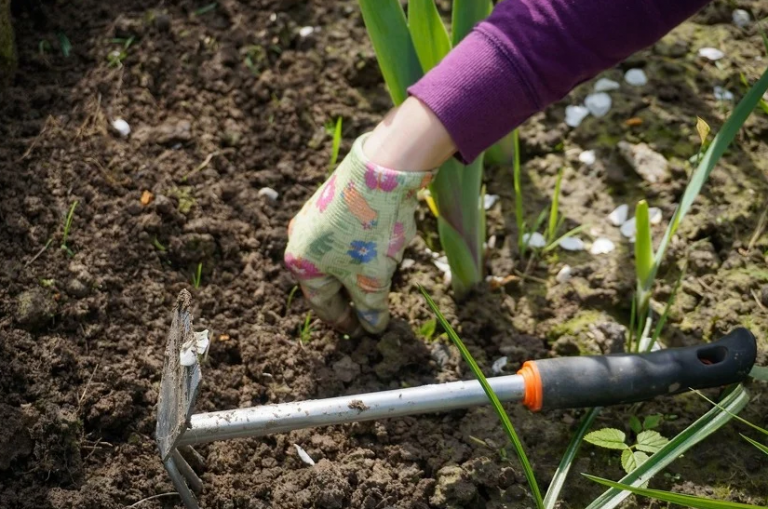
431;465;477;508
15;288;55;329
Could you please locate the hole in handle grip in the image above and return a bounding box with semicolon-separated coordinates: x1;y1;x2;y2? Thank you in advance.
697;346;728;366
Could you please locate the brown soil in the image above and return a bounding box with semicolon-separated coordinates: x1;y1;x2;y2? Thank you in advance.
1;1;767;508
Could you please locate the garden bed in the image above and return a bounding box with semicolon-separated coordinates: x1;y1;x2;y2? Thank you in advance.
0;0;767;507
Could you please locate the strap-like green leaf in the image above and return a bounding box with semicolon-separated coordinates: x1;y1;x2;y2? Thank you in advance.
408;0;451;72
451;0;492;46
358;0;423;105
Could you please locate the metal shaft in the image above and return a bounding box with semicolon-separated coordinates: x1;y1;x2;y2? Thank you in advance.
179;374;526;446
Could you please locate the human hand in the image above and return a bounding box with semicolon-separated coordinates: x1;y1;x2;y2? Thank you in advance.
284;133;436;335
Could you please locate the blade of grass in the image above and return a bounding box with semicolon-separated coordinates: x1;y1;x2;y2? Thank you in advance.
692;389;768;438
584;385;750;509
61;200;79;249
634;200;653;312
358;0;422;105
511;129;526;254
543;407;602;509
542;224;585;253
647;265;685;352
652;65;768;280
408;0;451;72
329;117;342;171
741;434;768;456
419;286;544;509
584;474;766;509
547;168;564;244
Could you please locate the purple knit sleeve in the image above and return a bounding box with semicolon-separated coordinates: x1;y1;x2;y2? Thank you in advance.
408;0;711;163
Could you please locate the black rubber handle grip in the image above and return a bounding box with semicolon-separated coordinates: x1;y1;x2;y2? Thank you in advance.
522;328;756;411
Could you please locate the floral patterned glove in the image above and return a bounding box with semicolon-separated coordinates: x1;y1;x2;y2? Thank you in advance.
284;133;436;334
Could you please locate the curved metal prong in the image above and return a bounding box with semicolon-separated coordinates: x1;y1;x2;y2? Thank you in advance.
163;455;199;509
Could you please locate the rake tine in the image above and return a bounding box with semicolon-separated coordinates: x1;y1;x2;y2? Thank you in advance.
163;455;199;509
172;449;203;494
179;445;205;471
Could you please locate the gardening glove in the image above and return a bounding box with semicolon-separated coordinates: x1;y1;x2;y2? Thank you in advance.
284;133;436;335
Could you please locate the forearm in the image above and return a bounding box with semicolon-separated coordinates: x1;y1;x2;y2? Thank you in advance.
409;0;712;163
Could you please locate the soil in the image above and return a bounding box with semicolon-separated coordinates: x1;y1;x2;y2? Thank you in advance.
1;1;768;508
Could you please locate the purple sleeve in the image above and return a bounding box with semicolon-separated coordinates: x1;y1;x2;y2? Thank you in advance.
408;0;710;163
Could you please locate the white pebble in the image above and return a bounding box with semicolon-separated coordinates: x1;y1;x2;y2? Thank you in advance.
522;232;546;248
594;78;620;92
608;204;629;226
269;13;277;21
585;92;612;118
579;150;596;166
732;9;750;28
714;86;734;101
590;238;615;255
565;105;590;127
484;194;500;210
492;356;508;375
111;118;131;137
400;258;415;270
486;235;497;250
698;47;725;61
648;207;662;225
559;237;585;251
180;330;210;367
620;217;637;238
298;26;315;38
433;255;452;285
258;187;279;201
624;69;648;87
556;264;573;283
294;444;315;466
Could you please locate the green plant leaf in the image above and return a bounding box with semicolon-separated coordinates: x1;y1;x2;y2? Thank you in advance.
741;434;768;457
329;117;342;171
629;416;642;434
585;385;750;509
696;116;711;147
547;168;564;243
451;0;492;46
542;407;601;509
652;65;768;278
621;449;649;474
407;0;451;72
634;200;653;294
643;414;662;430
419;318;437;341
419;286;544;509
584;474;766;509
358;0;423;105
584;428;628;450
635;430;669;453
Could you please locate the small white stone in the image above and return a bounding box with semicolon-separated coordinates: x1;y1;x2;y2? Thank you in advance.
522;232;546;248
484;194;500;210
565;105;590;127
400;258;415;270
649;207;662;225
624;69;648;87
433;255;452;285
594;78;620;92
714;86;734;101
698;47;725;61
180;330;210;367
111;118;131;137
620;217;637;238
492;356;508;375
487;235;497;250
579;150;596;166
269;13;277;21
585;92;612;118
732;9;750;28
298;26;314;38
590;238;615;255
294;444;315;466
559;237;585;251
556;265;573;283
258;187;279;201
608;204;629;226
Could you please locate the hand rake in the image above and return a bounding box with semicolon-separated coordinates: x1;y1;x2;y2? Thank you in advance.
157;290;756;509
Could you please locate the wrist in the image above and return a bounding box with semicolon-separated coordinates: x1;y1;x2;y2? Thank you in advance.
363;96;457;171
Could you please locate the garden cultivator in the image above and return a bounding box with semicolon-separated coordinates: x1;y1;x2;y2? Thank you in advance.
157;291;756;509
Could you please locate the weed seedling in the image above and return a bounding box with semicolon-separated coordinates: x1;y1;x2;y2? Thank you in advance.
56;32;72;57
194;2;218;16
152;238;167;252
325;117;342;173
285;285;299;316
418;318;437;342
584;416;670;475
191;262;203;289
61;200;79;256
107;37;135;68
299;311;312;344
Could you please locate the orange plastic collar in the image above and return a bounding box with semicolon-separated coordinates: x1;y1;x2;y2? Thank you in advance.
518;361;543;412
